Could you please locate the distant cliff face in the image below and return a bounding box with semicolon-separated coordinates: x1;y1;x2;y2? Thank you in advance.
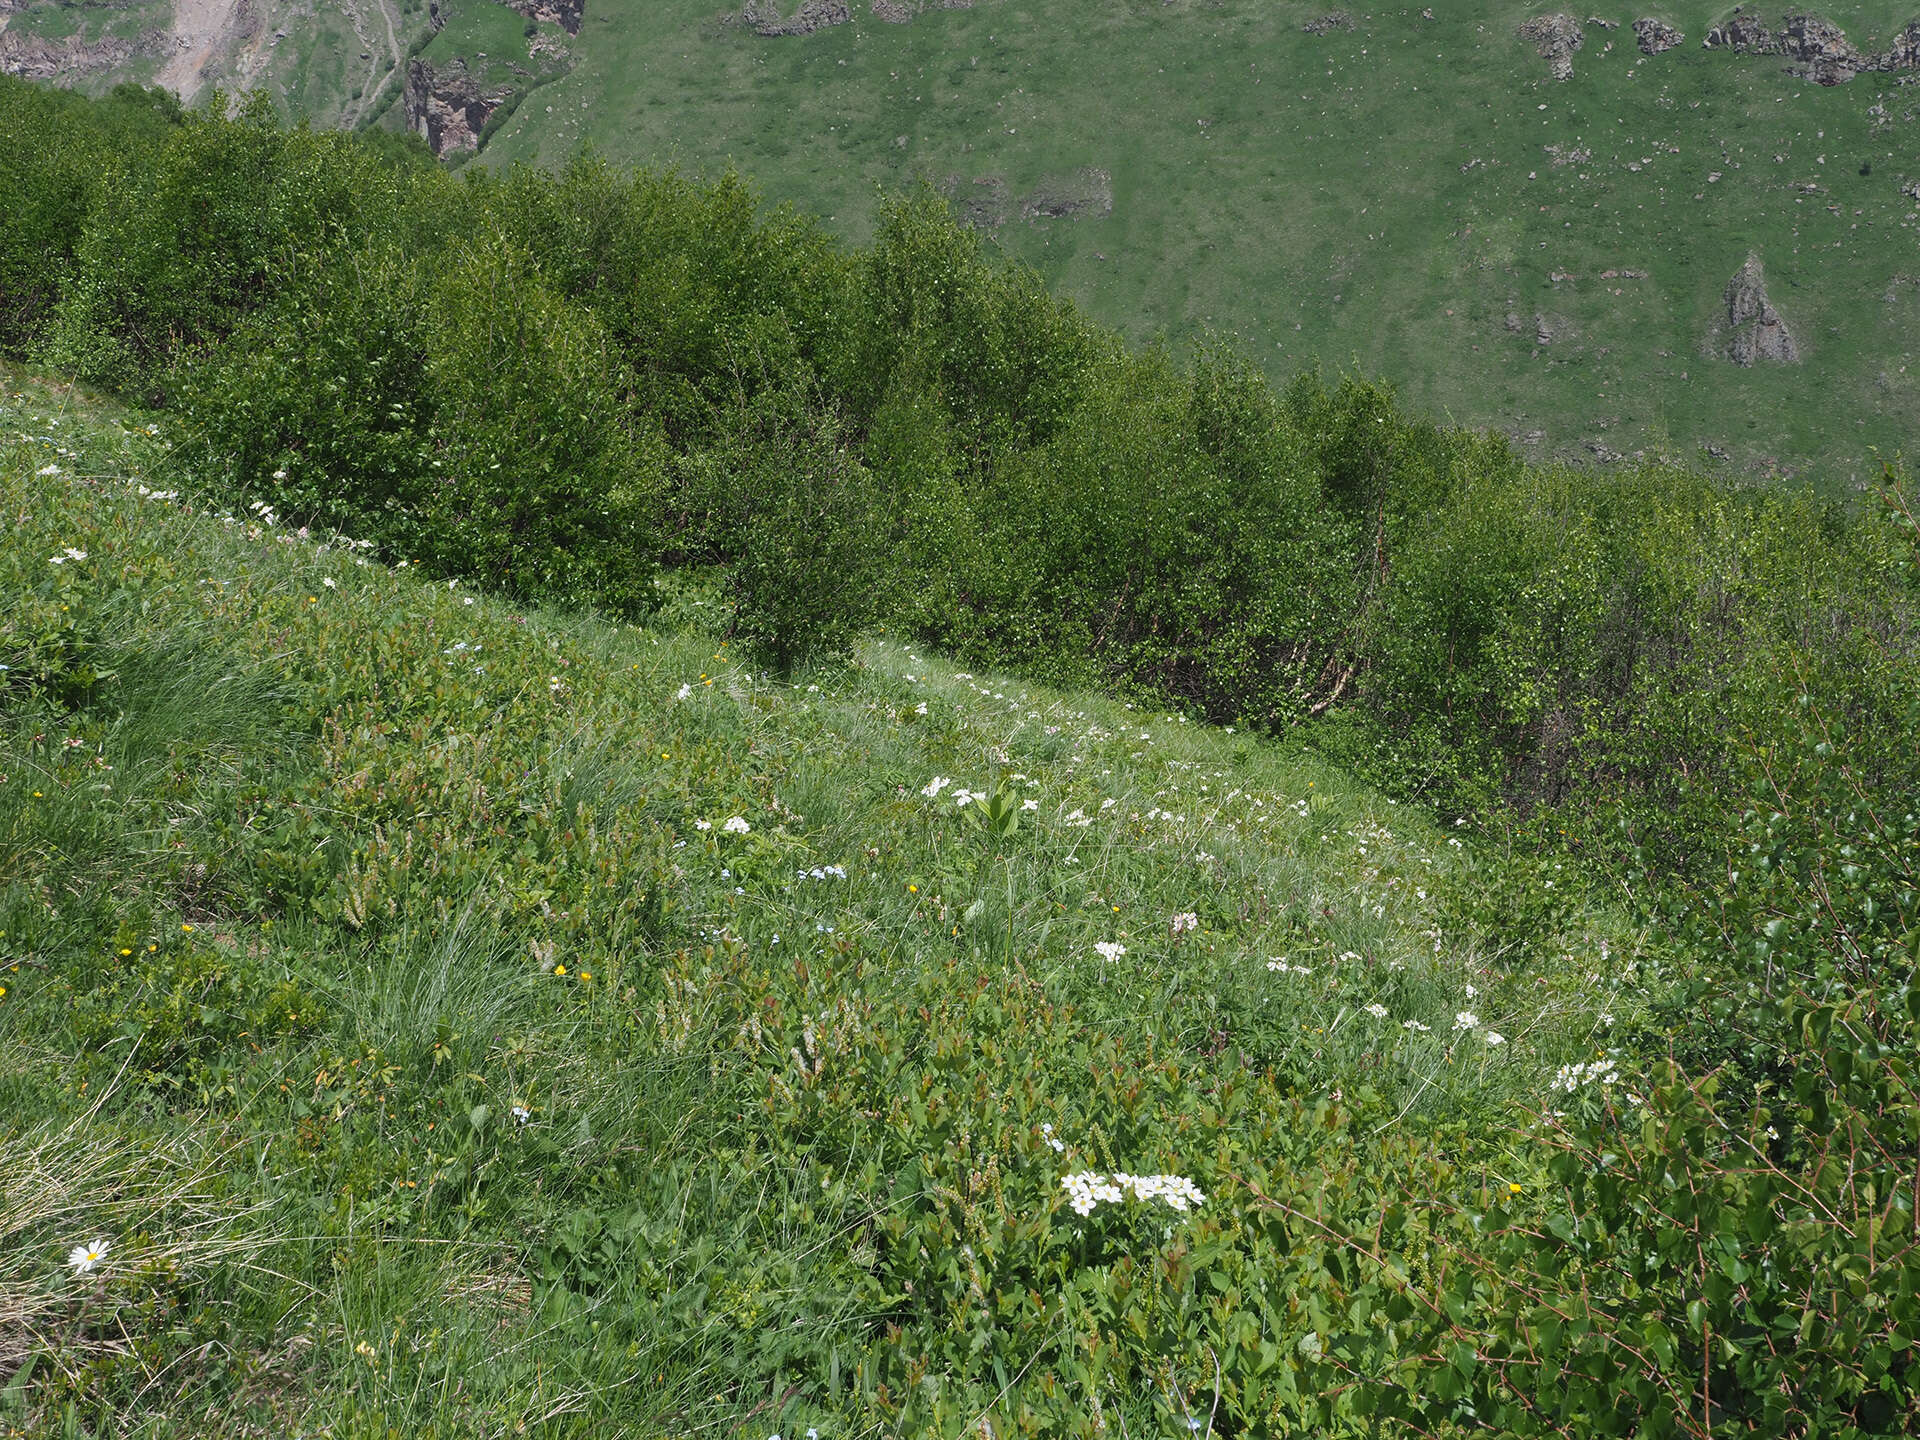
0;23;174;83
0;0;580;139
404;55;515;154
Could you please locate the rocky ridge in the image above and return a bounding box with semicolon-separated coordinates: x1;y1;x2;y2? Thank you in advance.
0;23;173;80
1703;9;1920;85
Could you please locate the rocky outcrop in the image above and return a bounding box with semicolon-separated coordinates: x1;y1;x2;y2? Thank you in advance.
942;169;1115;230
0;25;172;81
1883;19;1920;69
1724;254;1800;365
742;0;850;36
1519;13;1583;80
1631;18;1684;55
1779;13;1860;83
498;0;583;36
404;56;514;154
1704;10;1777;53
869;0;971;19
1020;167;1113;222
1698;9;1920;84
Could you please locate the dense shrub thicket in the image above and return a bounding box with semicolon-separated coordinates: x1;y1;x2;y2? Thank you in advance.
8;77;1920;1432
5;78;1912;850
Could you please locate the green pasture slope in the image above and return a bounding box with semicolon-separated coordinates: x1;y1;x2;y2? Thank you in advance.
0;369;1644;1434
470;0;1920;487
7;253;1920;1427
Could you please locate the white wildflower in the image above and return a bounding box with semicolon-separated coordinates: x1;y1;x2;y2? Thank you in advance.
1060;1171;1205;1218
676;683;692;700
723;816;751;835
67;1238;110;1274
1453;1011;1480;1032
1551;1058;1620;1093
1363;1003;1389;1019
1093;941;1127;963
1169;912;1199;936
921;776;951;799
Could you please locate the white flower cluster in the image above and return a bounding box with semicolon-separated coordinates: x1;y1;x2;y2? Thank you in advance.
1552;1057;1619;1093
797;864;847;880
1093;941;1127;962
47;546;87;565
1169;912;1200;936
723;816;752;834
1061;1171;1205;1218
1266;957;1311;974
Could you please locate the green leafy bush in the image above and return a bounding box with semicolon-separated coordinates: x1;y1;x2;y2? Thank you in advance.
685;380;886;669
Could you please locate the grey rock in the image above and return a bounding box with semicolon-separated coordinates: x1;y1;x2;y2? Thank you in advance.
1723;253;1800;365
1519;12;1584;79
1631;18;1684;55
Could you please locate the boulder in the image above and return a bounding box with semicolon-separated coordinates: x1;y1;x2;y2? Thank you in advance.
1631;18;1684;55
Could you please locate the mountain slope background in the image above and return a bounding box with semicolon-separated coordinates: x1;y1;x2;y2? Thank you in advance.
5;1;1920;482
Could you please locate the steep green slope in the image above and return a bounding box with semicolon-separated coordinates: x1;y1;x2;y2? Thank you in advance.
471;0;1920;487
1;368;1648;1435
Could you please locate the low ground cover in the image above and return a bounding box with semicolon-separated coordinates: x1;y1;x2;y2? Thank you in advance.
1;374;1657;1434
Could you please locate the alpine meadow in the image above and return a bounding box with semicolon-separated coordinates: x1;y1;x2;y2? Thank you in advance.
4;14;1920;1440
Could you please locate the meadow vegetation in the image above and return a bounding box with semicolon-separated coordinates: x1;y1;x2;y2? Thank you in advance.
3;77;1920;1436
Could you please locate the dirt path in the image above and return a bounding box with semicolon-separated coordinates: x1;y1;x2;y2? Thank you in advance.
342;0;406;128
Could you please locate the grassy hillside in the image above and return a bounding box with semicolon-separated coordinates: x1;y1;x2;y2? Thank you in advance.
463;0;1920;487
1;367;1654;1434
8;78;1920;1430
